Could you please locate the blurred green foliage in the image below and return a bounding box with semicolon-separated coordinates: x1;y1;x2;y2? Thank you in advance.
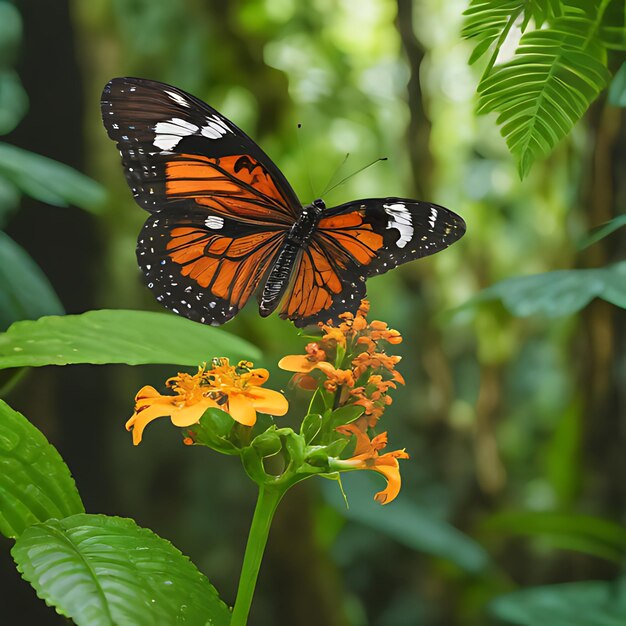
0;0;624;624
0;0;105;332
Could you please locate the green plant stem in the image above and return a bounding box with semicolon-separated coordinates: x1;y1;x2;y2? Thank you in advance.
230;485;286;626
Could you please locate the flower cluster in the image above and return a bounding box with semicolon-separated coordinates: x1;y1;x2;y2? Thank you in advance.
126;359;288;445
279;300;404;429
126;301;409;504
279;300;409;503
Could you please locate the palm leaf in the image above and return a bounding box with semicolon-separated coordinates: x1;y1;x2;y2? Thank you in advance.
477;15;610;178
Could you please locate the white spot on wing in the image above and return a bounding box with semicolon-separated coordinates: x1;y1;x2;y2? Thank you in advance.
153;117;199;150
429;207;438;229
205;216;224;229
200;114;233;140
383;202;413;249
166;90;190;108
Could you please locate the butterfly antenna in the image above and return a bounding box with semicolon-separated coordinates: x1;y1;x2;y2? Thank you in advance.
297;123;316;200
320;152;351;198
323;157;388;196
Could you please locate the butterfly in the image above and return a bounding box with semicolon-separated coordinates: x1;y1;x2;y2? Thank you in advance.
101;78;466;328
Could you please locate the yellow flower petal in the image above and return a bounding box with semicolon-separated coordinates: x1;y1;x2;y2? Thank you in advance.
247;386;289;416
169;397;218;427
278;355;315;373
228;393;257;426
126;402;175;445
244;368;269;386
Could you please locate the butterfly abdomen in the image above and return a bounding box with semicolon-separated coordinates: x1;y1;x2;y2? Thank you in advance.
258;201;324;316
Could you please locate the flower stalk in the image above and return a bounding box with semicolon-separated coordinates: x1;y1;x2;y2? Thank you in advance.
230;485;286;626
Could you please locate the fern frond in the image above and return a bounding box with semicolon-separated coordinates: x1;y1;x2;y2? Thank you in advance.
462;1;525;65
477;16;610;178
462;0;563;66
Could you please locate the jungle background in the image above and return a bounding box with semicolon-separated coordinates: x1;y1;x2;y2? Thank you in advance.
1;0;625;624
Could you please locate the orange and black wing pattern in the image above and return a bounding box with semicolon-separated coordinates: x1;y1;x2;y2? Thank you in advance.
280;198;466;327
138;208;286;325
101;77;300;324
101;77;300;218
102;78;466;328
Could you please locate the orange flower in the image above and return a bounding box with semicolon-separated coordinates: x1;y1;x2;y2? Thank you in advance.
334;423;409;504
322;367;355;392
126;360;288;445
126;369;220;445
207;359;289;427
278;344;336;377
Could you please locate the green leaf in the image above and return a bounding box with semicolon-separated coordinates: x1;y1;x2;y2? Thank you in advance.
609;62;626;105
461;261;626;317
462;1;525;65
191;408;239;454
579;215;626;248
0;71;28;135
490;578;626;626
328;405;365;429
251;426;283;457
0;2;22;69
482;510;626;562
300;412;323;443
462;0;563;65
0;309;261;368
11;514;231;626
323;473;490;573
477;16;611;178
0;231;64;331
0;399;84;539
0;143;106;213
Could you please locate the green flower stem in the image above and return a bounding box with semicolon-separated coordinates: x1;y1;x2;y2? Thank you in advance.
230;484;286;626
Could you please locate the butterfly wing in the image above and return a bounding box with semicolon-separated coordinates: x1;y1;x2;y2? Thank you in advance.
138;207;286;325
280;198;465;327
101;77;300;221
101;77;301;324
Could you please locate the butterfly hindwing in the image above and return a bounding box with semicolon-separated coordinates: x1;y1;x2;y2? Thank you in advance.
280;198;466;326
137;207;286;325
101;77;300;220
279;239;366;328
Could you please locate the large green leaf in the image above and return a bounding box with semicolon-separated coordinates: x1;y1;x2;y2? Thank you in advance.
0;309;261;368
12;514;231;626
461;261;626;317
481;510;626;562
0;143;105;213
477;15;610;177
323;473;490;573
0;2;22;69
608;62;626;106
0;400;84;539
490;578;626;626
0;71;28;135
0;231;64;331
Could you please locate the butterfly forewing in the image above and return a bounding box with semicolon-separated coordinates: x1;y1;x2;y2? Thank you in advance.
101;77;301;218
320;198;466;277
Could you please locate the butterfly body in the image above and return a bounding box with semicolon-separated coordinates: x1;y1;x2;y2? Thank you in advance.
102;78;466;327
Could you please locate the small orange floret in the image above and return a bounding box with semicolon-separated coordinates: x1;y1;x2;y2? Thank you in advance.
334;423;409;504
